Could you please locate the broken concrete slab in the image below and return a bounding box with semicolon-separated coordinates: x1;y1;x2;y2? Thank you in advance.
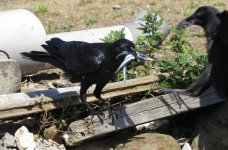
0;59;21;94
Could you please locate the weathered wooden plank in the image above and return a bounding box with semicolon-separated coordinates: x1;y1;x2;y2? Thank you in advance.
63;88;225;146
0;75;158;119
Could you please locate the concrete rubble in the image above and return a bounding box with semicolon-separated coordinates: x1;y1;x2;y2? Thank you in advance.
0;59;21;94
1;126;66;150
14;126;36;150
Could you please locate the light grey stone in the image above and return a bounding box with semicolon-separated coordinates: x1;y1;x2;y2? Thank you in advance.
2;132;16;148
0;144;7;150
14;126;36;150
112;5;121;10
0;59;21;94
35;138;66;150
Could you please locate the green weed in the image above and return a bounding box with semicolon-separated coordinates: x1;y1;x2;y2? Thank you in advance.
36;4;48;14
136;9;164;57
213;2;226;7
47;22;56;34
100;28;125;43
85;18;98;26
158;28;207;88
79;0;93;5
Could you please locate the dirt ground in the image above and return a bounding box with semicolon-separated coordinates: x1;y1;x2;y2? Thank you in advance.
0;0;227;33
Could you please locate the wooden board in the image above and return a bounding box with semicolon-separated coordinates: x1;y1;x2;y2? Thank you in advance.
63;88;225;146
0;75;158;119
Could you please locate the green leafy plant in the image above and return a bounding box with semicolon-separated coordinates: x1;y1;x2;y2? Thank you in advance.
136;9;164;57
100;28;125;43
158;28;207;89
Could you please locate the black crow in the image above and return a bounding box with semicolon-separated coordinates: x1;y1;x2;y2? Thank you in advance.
162;6;221;97
21;38;152;122
209;10;228;98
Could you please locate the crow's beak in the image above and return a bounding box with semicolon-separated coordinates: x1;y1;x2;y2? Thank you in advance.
130;47;154;61
177;16;198;29
116;48;154;83
136;51;154;61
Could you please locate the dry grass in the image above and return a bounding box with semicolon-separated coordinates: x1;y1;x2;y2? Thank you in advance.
0;0;227;33
0;0;227;48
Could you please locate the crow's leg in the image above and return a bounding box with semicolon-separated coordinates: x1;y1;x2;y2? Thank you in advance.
94;82;116;123
80;82;104;124
160;64;211;108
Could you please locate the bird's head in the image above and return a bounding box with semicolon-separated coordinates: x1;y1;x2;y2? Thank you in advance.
114;39;153;61
177;6;219;29
112;39;153;80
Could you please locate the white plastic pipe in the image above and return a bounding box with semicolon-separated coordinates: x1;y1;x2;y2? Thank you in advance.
0;9;170;75
48;25;134;43
0;9;49;75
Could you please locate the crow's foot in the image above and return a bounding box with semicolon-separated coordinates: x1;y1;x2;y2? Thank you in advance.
98;101;117;124
88;107;105;125
172;91;183;109
159;87;191;109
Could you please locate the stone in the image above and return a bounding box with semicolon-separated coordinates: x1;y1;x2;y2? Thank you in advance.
136;119;170;131
77;132;180;150
0;144;7;150
115;133;180;150
14;126;36;150
112;5;121;10
2;132;16;148
43;125;62;143
0;59;21;94
191;102;228;150
35;137;66;150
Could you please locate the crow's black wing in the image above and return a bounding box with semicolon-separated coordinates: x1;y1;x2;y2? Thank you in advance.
60;41;105;74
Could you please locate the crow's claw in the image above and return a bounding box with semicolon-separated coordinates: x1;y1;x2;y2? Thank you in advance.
89;109;105;124
172;91;183;109
98;101;117;124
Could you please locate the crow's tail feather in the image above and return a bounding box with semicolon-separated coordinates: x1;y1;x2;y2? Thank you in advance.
21;51;65;70
21;51;49;61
